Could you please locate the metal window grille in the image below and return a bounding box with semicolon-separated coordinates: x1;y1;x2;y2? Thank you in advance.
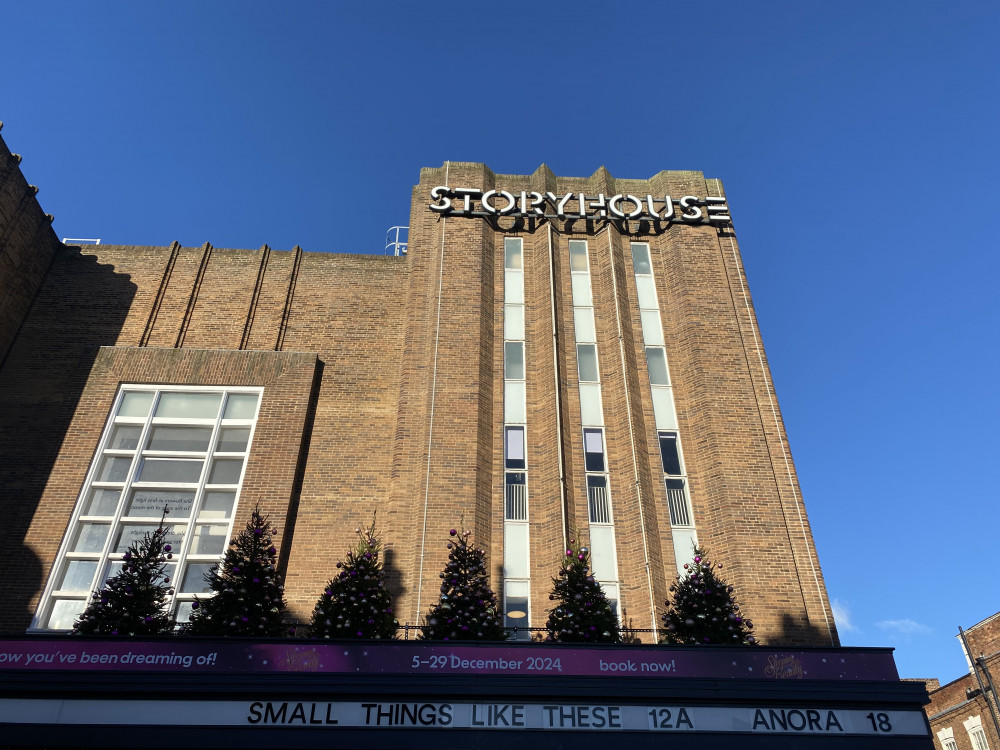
666;478;691;527
505;476;527;521
588;481;611;524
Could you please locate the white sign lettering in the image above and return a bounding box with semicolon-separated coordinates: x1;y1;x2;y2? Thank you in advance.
429;186;731;225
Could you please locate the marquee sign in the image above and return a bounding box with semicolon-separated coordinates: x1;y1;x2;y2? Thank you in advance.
0;698;929;737
0;638;899;681
429;186;731;226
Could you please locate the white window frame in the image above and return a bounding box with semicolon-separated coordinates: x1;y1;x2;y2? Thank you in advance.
31;385;262;631
964;717;991;750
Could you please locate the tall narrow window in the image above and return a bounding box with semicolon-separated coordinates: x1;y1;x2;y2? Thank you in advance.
502;236;530;639
34;386;261;630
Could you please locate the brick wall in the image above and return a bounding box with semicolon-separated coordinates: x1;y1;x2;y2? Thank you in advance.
1;149;839;645
0;128;61;364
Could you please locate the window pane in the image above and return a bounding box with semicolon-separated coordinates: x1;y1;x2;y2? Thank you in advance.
96;455;132;483
147;426;213;452
579;383;603;426
200;491;236;519
503;522;529;579
504;237;522;270
216;427;250;453
659;432;682;475
635;275;658;309
174;601;195;624
504;342;524;380
223;393;259;420
57;561;98;592
138;458;203;484
573;307;596;343
126;489;195;518
107;425;141;451
208;458;243;485
571;274;593;306
577;344;599;382
640;310;663;346
117;391;154;418
46;599;85;630
115;524;185;554
505;426;525;469
180;563;216;593
646;347;669;385
504;269;524;304
191;525;228;555
83;488;121;517
504;381;526;424
155;392;222;419
569;240;589;272
504;304;524;340
589;525;617;580
584;429;605;472
651;386;678;430
71;523;109;553
631;243;652;275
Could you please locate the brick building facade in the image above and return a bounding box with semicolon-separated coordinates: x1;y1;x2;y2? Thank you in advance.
0;127;839;647
924;613;1000;750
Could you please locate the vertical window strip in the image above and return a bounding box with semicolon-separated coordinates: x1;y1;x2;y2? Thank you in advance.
502;237;530;639
631;242;697;571
569;239;620;603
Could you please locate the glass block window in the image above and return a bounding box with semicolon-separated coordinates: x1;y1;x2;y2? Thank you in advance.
33;385;261;630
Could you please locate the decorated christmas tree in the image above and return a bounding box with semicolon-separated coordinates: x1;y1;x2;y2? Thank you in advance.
74;510;174;636
184;505;287;636
420;527;506;641
661;547;755;645
545;540;620;643
309;515;398;639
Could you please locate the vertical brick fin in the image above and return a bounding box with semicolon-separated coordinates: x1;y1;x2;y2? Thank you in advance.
275;244;303;352
240;244;271;350
175;242;213;349
139;241;182;347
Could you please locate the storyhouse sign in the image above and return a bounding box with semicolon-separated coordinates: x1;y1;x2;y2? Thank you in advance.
428;186;732;227
0;638;932;749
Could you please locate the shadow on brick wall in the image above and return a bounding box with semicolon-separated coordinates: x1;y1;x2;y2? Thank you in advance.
0;245;136;631
768;611;840;648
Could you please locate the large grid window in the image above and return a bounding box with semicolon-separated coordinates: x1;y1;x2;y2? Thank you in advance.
33;386;261;631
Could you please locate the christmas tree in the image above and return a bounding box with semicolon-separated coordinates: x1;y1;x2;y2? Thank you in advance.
420;527;506;641
308;516;398;639
545;540;620;643
661;547;756;645
184;505;287;636
74;510;174;636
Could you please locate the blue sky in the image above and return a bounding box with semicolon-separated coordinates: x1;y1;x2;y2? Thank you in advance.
5;1;999;682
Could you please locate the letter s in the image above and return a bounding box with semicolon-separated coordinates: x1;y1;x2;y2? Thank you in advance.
248;702;263;724
679;196;703;222
430;186;452;212
438;704;453;726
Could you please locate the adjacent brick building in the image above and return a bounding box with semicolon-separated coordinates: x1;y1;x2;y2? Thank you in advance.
924;613;1000;750
0;127;839;646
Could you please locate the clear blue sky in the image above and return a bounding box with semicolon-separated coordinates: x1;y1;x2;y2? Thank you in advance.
5;1;998;682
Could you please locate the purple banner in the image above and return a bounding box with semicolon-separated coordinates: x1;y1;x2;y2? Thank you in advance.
0;639;898;681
